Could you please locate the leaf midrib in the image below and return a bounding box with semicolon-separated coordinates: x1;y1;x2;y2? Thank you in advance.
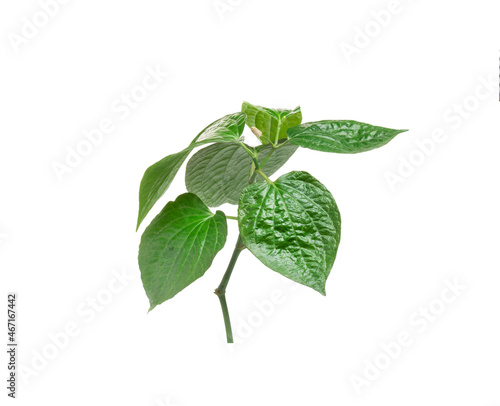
275;184;327;269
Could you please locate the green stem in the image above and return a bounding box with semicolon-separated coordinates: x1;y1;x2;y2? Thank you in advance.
239;142;256;159
215;171;258;344
256;169;273;184
260;135;273;145
272;120;282;145
226;216;238;221
276;139;289;148
260;147;275;168
248;170;258;184
216;295;232;342
214;234;245;344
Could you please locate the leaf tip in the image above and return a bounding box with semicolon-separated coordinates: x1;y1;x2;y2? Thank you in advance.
136;205;146;231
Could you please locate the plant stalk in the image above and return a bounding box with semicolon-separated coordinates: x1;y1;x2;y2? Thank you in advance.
214;234;245;343
215;169;259;344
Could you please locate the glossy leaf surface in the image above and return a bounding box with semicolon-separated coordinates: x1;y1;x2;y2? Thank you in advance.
137;112;246;229
242;102;302;144
238;171;341;294
191;112;246;145
139;193;227;311
287;120;407;153
185;142;298;207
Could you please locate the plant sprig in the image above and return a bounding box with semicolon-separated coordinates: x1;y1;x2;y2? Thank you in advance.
136;101;407;342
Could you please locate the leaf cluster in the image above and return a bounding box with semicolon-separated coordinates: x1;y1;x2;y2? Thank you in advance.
136;102;407;313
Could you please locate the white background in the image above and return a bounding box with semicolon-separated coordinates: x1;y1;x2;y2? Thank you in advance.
1;0;499;405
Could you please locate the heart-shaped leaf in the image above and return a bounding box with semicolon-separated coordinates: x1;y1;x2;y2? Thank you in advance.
185;142;298;207
242;102;302;144
137;112;246;229
238;171;341;294
287;120;407;154
139;193;228;311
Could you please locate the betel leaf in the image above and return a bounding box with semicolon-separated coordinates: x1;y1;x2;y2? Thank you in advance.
287;120;407;154
238;171;341;294
185;143;251;208
137;149;191;230
191;112;247;144
242;102;302;144
138;193;228;311
255;143;299;178
136;112;246;230
185;142;298;207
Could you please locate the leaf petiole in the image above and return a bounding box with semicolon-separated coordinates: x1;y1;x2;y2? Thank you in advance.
256;169;273;184
276;121;282;144
239;142;257;159
259;147;275;168
276;138;289;148
260;134;273;145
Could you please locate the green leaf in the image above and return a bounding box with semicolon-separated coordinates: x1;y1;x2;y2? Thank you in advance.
185;142;298;207
287;120;407;154
256;143;298;178
137;112;246;229
185;143;250;208
191;112;247;145
242;102;302;144
238;171;341;294
137;149;191;231
139;193;228;311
